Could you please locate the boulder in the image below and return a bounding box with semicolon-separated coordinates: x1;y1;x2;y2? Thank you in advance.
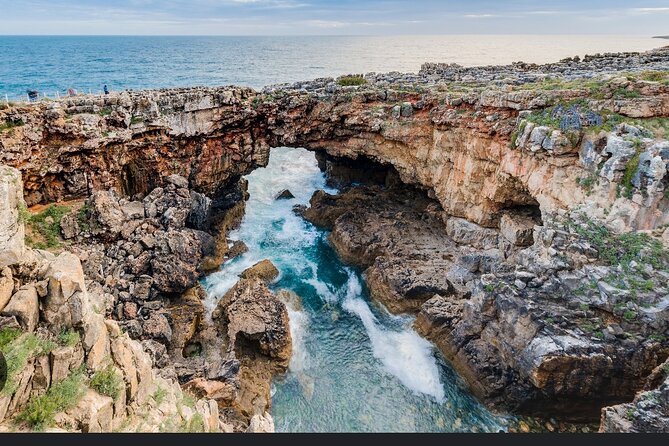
67;389;114;433
60;212;80;239
239;259;279;283
183;377;236;406
43;252;88;331
142;313;173;345
1;285;39;332
226;240;248;260
499;213;536;247
216;278;291;363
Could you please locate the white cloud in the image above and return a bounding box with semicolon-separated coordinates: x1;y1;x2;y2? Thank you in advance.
630;7;669;14
463;14;496;19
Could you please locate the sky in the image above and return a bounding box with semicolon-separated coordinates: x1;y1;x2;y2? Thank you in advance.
0;0;668;35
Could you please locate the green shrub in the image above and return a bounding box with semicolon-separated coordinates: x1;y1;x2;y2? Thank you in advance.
613;88;641;99
623;310;637;322
570;215;668;270
25;204;70;249
15;368;86;430
152;386;168;405
2;332;55;396
90;365;123;400
57;329;80;347
337;75;367;87
0;118;24;133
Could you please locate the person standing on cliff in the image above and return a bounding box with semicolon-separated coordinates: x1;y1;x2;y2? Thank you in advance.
103;85;109;95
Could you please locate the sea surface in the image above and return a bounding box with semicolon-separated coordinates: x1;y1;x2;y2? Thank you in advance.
202;147;508;432
0;34;662;100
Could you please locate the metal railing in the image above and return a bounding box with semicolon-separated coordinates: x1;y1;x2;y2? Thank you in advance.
3;89;110;106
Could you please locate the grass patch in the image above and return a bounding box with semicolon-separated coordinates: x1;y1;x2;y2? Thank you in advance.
337;75;367;87
0;118;24;133
577;175;597;194
57;329;80;347
613;88;641;99
90;365;123;401
569;214;669;271
130;116;143;125
620;149;642;199
97;107;112;117
2;332;56;396
15;367;86;430
24;204;70;250
152;386;168;405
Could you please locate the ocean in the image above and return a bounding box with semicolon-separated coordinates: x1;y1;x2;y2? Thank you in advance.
0;34;662;101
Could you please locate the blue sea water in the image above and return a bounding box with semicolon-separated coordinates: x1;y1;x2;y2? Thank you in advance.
0;35;660;100
202;147;509;432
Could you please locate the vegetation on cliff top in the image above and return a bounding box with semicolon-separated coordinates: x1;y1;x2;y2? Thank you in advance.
337;75;367;86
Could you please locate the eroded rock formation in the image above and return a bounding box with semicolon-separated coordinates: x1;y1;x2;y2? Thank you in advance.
2;47;669;431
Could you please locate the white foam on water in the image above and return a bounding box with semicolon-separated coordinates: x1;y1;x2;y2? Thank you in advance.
341;273;446;402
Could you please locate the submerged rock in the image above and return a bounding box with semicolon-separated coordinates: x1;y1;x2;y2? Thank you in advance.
275;189;295;200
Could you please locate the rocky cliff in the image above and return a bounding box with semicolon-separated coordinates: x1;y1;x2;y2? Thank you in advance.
2;46;669;431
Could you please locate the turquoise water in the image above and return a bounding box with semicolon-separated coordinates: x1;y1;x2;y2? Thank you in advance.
0;35;660;101
202;147;509;432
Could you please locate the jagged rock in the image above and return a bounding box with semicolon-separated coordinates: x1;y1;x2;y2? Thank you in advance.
216;278;291;363
183;377;236;406
246;412;275;433
0;166;24;268
167;285;205;355
446;217;499;249
600;366;669;432
226;240;248;260
499;213;536;247
150;229;215;293
275;189;295;200
1;285;38;332
0;267;13;312
239;259;279;283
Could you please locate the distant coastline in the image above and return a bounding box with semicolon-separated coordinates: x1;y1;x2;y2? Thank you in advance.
654;35;669;39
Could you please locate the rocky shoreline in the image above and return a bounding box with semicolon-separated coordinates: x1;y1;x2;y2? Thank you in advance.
2;46;669;432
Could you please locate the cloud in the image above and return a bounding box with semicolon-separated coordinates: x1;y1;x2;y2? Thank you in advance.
463;14;496;18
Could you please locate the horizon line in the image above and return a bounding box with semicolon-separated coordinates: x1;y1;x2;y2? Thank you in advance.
0;33;661;37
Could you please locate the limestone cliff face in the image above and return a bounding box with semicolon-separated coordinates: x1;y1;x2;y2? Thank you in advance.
2;73;668;233
0;87;269;208
267;83;669;231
